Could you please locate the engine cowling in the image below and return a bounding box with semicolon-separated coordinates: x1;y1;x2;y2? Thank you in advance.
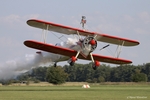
82;36;97;53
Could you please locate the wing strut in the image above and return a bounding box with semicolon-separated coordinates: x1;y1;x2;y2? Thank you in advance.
77;31;83;40
41;24;49;43
114;41;125;58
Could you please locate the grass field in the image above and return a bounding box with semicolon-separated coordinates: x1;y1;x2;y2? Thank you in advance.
0;83;149;100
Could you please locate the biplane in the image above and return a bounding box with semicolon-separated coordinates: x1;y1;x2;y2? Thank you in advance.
24;18;139;70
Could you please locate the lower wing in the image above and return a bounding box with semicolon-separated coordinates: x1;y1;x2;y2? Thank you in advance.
24;40;132;64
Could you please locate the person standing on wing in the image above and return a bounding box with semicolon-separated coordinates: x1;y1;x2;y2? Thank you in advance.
80;16;86;29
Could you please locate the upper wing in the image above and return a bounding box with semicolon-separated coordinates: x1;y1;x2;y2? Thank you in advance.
27;19;139;46
24;40;132;64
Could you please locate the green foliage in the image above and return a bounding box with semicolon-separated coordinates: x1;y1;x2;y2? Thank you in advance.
97;76;105;82
132;73;147;82
110;65;134;82
34;79;40;83
30;67;48;81
64;63;112;83
2;62;150;84
141;63;150;81
17;73;30;81
26;79;30;85
64;63;150;83
46;66;68;85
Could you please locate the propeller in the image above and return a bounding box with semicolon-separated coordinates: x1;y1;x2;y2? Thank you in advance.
100;44;110;51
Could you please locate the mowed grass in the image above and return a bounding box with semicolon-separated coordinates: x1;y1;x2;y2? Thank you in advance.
0;84;149;100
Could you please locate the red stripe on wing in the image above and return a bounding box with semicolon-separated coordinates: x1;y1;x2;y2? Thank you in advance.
24;40;77;57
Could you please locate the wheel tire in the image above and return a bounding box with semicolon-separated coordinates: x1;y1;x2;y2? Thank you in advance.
92;63;97;70
70;61;75;66
54;63;57;67
92;66;97;70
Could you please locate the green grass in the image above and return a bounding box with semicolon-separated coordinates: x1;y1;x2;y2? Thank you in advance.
0;85;149;100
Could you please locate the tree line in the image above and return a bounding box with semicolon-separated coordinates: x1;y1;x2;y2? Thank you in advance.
1;63;150;85
64;63;149;82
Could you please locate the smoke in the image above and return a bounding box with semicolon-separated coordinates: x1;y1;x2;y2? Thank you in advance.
0;38;78;81
0;52;56;81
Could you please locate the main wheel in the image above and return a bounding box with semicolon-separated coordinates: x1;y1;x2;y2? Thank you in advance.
92;61;100;70
68;56;76;66
54;62;57;67
92;66;97;70
69;61;75;66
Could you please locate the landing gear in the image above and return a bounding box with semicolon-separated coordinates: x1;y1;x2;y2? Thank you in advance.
68;56;77;66
92;61;100;70
92;65;97;70
54;62;57;67
69;61;75;66
90;52;100;70
68;51;80;66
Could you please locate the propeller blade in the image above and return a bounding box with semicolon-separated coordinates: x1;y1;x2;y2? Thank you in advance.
100;44;110;50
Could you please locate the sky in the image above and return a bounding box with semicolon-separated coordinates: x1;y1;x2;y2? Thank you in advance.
0;0;150;66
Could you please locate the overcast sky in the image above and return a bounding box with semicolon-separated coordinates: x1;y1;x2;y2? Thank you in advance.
0;0;150;66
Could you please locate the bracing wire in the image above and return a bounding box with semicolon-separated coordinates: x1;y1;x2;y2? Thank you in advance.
99;42;114;56
87;24;115;57
50;31;68;42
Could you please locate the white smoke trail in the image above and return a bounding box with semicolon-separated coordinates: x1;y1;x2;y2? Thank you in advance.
0;52;54;81
0;38;78;81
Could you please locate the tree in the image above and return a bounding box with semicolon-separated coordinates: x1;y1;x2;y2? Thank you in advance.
97;76;105;82
141;63;150;81
131;73;147;82
110;65;135;82
7;62;150;84
46;66;68;85
31;67;48;81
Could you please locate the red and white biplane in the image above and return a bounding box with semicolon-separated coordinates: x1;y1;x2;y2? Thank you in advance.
24;18;139;70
